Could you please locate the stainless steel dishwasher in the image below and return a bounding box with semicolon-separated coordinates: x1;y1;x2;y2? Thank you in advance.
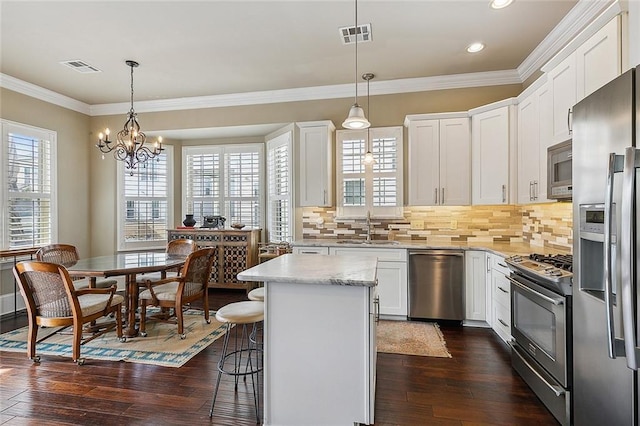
408;250;464;321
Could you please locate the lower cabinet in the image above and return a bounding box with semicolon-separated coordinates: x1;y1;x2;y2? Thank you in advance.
291;246;329;255
329;247;408;318
464;250;488;324
488;253;512;343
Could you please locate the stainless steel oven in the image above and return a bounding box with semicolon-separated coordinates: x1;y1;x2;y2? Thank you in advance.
506;254;572;426
510;273;569;386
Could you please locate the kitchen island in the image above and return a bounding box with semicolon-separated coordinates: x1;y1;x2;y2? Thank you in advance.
237;253;378;426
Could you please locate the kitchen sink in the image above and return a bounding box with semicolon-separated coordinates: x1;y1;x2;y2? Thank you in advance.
336;240;400;246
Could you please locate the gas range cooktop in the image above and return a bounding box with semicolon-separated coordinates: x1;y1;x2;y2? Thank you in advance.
505;254;573;295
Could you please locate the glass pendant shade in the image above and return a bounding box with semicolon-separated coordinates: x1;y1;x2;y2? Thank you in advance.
342;104;370;129
363;150;375;164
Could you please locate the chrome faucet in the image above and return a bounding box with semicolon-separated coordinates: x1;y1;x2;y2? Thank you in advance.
366;210;372;242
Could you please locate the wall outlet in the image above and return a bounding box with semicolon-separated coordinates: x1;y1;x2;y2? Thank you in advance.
410;220;424;230
450;220;457;229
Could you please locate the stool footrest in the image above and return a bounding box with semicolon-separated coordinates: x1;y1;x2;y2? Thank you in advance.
218;348;263;376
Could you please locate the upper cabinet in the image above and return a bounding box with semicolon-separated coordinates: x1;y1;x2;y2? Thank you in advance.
517;80;552;204
470;100;517;205
296;121;335;207
405;114;470;206
545;15;623;144
576;15;623;101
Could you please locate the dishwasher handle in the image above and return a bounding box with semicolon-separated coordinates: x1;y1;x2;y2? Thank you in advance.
409;250;464;257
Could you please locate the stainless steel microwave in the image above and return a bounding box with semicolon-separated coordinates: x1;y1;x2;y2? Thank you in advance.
547;140;572;200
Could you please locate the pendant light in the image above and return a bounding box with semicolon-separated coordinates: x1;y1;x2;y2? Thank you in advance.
362;73;376;165
342;0;370;130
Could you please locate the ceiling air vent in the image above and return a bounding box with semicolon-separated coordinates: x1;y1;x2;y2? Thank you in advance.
60;60;101;73
339;23;372;45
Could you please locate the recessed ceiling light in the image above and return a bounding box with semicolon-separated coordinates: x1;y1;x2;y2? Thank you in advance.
466;42;485;53
490;0;514;9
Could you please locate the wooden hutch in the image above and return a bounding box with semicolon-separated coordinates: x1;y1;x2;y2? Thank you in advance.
167;228;261;291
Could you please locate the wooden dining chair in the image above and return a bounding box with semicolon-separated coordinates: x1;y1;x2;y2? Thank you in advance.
36;244;118;290
135;238;197;284
13;261;125;364
139;247;216;339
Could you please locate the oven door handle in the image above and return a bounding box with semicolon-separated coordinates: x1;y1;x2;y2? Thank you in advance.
507;276;564;306
511;343;565;397
605;153;625;359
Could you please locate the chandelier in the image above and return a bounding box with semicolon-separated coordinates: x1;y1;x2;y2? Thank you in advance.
96;60;163;174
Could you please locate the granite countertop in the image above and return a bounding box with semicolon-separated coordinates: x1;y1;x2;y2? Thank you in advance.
237;253;378;287
292;239;570;258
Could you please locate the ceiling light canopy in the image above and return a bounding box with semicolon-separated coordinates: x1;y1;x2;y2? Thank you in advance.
343;0;370;130
96;60;163;174
466;42;485;53
490;0;514;9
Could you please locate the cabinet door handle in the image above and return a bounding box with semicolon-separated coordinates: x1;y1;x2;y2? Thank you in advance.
533;181;538;200
323;190;327;205
487;257;491;273
529;181;533;201
498;286;508;293
502;185;506;203
498;318;509;327
374;294;380;322
567;108;573;135
441;188;445;204
434;188;438;204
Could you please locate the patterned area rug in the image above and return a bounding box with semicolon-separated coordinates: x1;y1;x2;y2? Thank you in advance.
377;320;452;358
0;309;227;367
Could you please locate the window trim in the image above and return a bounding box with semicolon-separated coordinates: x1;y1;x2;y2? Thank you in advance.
336;126;404;219
1;119;58;250
116;145;174;252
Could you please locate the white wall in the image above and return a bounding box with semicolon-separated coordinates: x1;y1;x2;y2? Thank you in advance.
629;0;640;68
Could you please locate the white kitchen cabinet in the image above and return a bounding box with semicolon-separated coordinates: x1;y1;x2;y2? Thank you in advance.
406;114;470;206
487;253;512;343
548;52;576;144
470;101;516;205
329;247;408;317
546;15;623;144
517;80;552;204
296;121;335;207
292;246;329;255
576;15;622;101
464;250;487;325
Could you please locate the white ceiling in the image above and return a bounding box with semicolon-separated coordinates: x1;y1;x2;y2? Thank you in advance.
1;0;610;138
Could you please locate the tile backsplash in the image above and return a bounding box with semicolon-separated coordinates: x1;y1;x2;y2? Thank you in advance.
301;202;573;252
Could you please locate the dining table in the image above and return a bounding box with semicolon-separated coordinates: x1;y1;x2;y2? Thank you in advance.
65;252;187;337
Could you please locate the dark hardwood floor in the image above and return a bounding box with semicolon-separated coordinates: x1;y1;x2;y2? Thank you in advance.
1;289;558;425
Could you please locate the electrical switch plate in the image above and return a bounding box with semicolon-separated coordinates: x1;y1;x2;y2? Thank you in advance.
410;220;424;230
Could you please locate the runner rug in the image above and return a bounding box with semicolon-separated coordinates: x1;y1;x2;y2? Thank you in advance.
0;309;227;367
377;320;452;358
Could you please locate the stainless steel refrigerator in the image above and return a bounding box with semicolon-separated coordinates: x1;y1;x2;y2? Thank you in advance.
572;66;639;425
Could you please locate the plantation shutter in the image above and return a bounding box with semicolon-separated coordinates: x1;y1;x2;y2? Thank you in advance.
266;132;292;243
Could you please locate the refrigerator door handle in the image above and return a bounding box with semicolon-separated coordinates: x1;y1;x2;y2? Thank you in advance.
621;147;640;370
605;152;625;359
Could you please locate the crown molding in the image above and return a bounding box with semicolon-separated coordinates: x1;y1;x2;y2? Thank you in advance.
518;0;618;80
0;73;91;115
87;70;522;116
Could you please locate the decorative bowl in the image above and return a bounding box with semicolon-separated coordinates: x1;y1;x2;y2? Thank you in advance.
231;223;246;229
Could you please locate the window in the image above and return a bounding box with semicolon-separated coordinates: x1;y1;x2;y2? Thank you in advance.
1;120;57;249
117;146;173;251
183;144;264;229
336;126;403;218
266;131;293;243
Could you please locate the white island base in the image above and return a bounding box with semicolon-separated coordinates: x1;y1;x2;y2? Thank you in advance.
237;254;378;426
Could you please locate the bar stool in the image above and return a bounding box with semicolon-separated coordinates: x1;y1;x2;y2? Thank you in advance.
248;286;264;301
209;300;264;423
